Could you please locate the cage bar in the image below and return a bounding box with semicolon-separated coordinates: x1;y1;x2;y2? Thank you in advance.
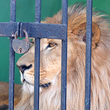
10;0;16;22
34;0;41;110
62;0;68;25
34;38;40;110
61;0;68;110
61;39;67;110
35;0;41;23
9;0;16;110
20;23;67;40
85;0;92;110
0;23;17;37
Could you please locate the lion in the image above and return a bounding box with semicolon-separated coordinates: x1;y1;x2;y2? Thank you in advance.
15;3;110;110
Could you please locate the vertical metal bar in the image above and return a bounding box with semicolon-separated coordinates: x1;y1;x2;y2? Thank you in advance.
10;0;16;22
35;0;41;23
34;0;41;110
34;38;40;110
61;0;68;110
62;0;68;25
85;0;92;110
9;0;16;110
61;39;67;110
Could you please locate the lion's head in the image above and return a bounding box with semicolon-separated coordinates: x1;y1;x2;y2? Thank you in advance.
15;4;110;110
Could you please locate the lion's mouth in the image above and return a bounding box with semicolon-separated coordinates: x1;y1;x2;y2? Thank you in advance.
39;82;51;88
23;79;33;85
23;79;51;88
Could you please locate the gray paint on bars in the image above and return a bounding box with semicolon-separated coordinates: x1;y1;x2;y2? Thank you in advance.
9;0;16;110
34;0;41;110
61;0;68;110
85;0;92;110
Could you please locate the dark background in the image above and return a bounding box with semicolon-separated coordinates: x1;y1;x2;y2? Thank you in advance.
0;0;110;84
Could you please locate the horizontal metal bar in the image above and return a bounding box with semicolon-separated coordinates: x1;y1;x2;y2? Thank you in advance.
20;23;67;40
85;0;92;110
0;22;18;37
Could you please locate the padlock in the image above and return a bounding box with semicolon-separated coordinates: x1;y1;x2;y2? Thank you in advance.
12;30;30;54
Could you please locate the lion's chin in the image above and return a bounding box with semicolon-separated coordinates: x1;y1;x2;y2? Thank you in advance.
22;81;34;94
22;81;51;94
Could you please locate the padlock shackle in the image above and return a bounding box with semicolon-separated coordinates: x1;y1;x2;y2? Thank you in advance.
23;30;29;42
14;31;18;39
14;30;29;41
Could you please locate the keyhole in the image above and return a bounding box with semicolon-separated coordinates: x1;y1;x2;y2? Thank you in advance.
19;48;22;53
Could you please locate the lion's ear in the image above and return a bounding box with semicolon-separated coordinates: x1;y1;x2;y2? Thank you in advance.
73;23;101;49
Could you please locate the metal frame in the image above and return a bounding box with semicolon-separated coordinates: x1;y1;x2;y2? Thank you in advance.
0;0;92;110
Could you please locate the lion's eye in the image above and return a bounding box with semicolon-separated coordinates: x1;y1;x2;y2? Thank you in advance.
47;43;57;48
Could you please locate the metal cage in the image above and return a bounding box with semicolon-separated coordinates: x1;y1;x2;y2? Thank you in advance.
0;0;92;110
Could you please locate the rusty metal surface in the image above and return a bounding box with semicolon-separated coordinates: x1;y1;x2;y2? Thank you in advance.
12;39;30;54
12;30;30;54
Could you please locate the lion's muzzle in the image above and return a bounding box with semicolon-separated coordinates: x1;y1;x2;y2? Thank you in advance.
17;64;32;73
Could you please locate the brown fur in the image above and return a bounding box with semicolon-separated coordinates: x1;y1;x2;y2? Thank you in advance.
16;3;110;110
0;81;21;107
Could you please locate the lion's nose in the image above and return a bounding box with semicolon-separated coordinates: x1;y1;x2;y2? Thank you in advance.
17;64;32;73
